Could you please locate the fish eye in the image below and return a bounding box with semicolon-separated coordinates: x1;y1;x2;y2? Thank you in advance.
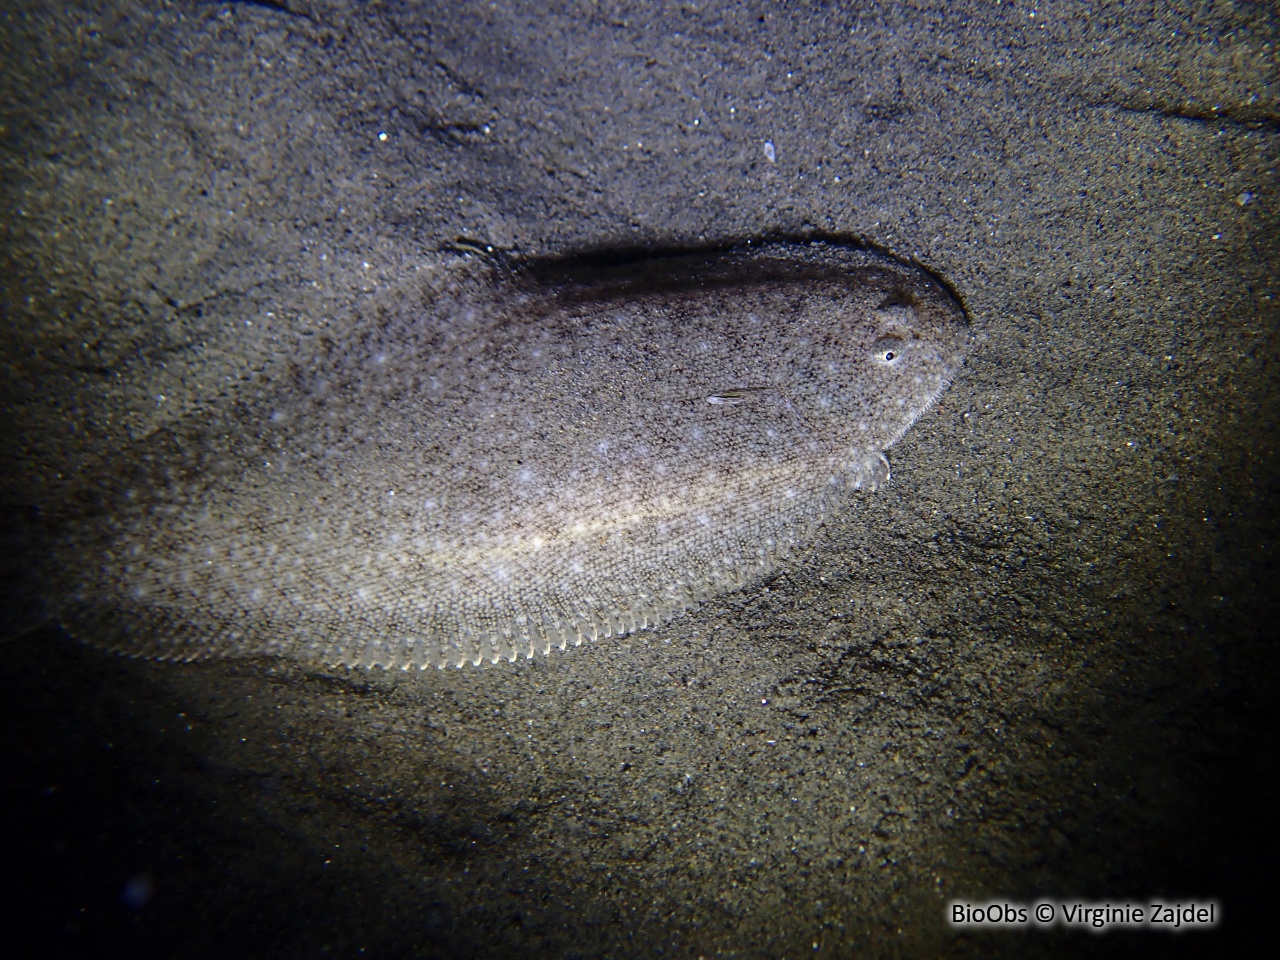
870;336;908;366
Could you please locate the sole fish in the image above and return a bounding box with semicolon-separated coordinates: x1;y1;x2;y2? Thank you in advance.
50;240;968;668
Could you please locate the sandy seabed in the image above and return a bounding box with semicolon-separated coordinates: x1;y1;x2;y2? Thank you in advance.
2;2;1276;957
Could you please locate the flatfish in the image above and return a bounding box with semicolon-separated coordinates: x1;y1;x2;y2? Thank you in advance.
48;241;968;668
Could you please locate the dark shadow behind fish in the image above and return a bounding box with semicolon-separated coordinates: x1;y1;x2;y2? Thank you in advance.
15;240;969;668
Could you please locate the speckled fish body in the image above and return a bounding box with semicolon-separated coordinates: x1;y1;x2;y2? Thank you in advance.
52;242;968;668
